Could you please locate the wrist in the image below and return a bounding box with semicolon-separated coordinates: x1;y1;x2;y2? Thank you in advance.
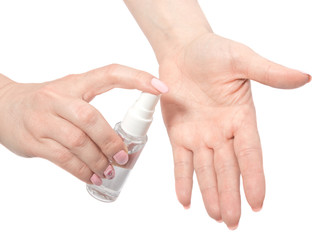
124;0;213;63
153;27;212;64
0;74;15;99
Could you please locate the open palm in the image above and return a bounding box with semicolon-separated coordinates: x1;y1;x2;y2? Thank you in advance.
159;33;310;229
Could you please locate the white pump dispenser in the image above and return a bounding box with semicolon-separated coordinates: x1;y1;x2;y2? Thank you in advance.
121;92;160;138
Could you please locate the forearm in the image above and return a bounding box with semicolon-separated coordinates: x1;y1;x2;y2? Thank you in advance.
0;74;13;86
0;74;13;144
0;74;15;99
124;0;212;63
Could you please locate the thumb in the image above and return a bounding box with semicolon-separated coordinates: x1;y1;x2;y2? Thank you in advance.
243;48;311;89
76;64;168;102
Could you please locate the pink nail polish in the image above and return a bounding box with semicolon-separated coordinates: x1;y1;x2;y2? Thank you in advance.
87;93;158;202
104;165;115;180
151;78;169;93
113;150;129;165
90;174;102;186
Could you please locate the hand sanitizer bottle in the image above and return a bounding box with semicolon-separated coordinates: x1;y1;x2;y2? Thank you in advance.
87;92;160;202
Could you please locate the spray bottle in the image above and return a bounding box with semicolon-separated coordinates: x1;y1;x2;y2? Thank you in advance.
87;92;159;202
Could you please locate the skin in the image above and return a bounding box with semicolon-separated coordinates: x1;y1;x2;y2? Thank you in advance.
0;64;165;184
124;0;311;229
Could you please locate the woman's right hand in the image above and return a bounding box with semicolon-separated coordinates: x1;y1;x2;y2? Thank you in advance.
0;64;168;185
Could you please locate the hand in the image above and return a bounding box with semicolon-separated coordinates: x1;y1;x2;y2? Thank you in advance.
159;33;310;229
0;64;168;185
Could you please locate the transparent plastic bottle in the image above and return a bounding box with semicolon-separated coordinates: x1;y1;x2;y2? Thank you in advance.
86;93;159;202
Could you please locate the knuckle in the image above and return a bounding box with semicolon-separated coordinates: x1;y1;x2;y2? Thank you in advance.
105;63;121;79
68;131;88;148
237;147;260;160
215;161;234;176
242;167;264;180
101;136;123;157
174;161;193;179
55;149;73;165
200;184;218;193
219;184;240;196
75;163;91;183
62;159;92;183
92;154;109;173
175;177;193;187
33;84;57;102
103;64;122;87
175;175;193;182
218;180;241;200
73;104;98;126
174;159;189;170
134;70;149;84
194;163;213;176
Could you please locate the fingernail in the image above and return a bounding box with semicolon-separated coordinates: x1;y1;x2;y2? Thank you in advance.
217;219;223;223
90;174;102;186
252;202;263;212
228;224;238;231
307;74;312;83
104;165;115;180
183;204;191;210
299;71;312;83
151;78;169;93
113;150;129;165
252;206;263;212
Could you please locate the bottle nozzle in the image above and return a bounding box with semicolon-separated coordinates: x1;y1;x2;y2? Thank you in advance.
120;92;160;137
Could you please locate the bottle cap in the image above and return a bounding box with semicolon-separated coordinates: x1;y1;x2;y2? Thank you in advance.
121;92;160;137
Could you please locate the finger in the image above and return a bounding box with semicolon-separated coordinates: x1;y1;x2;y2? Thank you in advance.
173;146;194;209
36;138;99;185
214;140;241;230
194;148;221;222
234;117;265;212
41;115;111;179
54;99;129;166
241;46;311;89
73;64;168;102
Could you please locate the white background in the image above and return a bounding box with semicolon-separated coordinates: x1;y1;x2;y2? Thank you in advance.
0;0;319;239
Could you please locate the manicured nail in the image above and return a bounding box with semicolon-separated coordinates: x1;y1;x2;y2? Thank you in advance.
113;150;129;165
90;174;102;186
104;165;115;180
228;224;238;231
151;78;169;93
